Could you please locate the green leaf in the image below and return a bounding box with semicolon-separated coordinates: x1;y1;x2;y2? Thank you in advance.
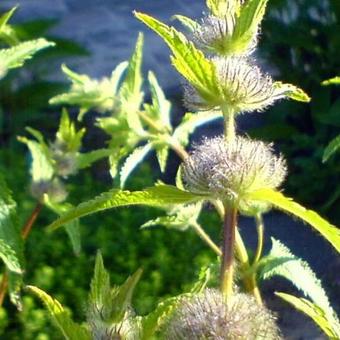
155;145;169;173
322;134;340;163
171;15;199;32
120;143;152;188
47;185;204;231
110;269;143;323
56;109;85;152
18;136;54;182
0;7;19;46
141;203;202;231
146;71;172;131
276;292;340;339
259;238;338;322
0;175;23;308
134;12;221;106
0;38;55;77
322;76;340;86
273;82;311;102
119;33;145;134
232;0;268;52
76;149;114;170
141;295;185;340
27;285;91;340
247;189;340;253
206;0;240;17
173;111;222;147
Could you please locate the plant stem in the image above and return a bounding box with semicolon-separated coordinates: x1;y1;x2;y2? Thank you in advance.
220;205;237;299
221;105;236;142
169;140;189;160
192;221;222;256
138;111;165;133
21;202;43;240
0;202;42;307
254;214;264;265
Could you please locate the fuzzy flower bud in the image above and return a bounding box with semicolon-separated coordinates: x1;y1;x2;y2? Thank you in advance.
193;15;257;56
182;136;286;214
30;178;68;203
51;141;78;177
165;289;281;340
184;57;288;113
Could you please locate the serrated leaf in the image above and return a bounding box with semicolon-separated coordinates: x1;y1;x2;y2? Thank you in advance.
322;134;340;163
259;238;337;323
171;15;199;32
147;71;172;130
18;136;54;182
27;285;91;340
322;76;340;86
120;143;152;188
135;12;221;106
119;33;145;135
173;111;222;147
55;109;85;153
246;189;340;253
110;269;143;323
233;0;268;52
155;145;169;173
273;82;311;102
0;176;23;307
47;185;204;231
77;149;114;169
141;295;185;340
276;292;340;339
0;38;55;77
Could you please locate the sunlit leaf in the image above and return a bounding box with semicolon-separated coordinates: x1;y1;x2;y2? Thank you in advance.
273;82;311;102
47;185;204;231
322;134;340;163
322;76;340;86
171;15;199;32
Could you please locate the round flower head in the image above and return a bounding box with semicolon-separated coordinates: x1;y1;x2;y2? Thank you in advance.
193;15;257;56
184;57;288;113
182;136;286;214
165;289;281;340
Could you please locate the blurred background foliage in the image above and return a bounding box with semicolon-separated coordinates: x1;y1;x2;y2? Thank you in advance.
0;0;339;338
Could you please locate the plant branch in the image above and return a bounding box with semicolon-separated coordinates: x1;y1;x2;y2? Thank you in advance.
221;205;237;299
192;221;222;256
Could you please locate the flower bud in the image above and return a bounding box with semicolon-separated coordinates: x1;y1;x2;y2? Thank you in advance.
30;179;68;203
182;136;286;214
51;141;78;177
165;289;281;340
184;57;287;113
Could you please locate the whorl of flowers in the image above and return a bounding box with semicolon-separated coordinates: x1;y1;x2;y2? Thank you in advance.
50;141;78;177
193;15;257;56
30;178;68;203
182;136;286;212
165;289;281;340
184;57;287;113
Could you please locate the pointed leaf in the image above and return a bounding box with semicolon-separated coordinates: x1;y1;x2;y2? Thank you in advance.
155;145;169;173
322;134;340;163
273;82;311;102
134;12;221;106
259;238;338;322
120;143;152;188
27;285;91;340
322;77;340;86
171;15;199;32
0;38;55;77
276;292;340;339
247;189;340;253
47;185;204;231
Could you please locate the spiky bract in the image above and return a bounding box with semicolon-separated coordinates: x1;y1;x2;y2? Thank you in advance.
184;57;288;113
182;136;286;214
165;289;281;340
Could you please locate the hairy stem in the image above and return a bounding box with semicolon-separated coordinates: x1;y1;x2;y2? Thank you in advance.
0;202;42;307
221;206;237;299
192;221;222;257
170;140;189;161
222;105;236;142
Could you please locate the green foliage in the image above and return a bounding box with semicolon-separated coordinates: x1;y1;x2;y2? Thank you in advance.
276;292;340;339
323;134;340;162
259;238;338;325
47;185;203;231
247;188;340;253
322;76;340;86
27;285;91;340
0;7;19;45
273;82;311;103
134;12;221;107
0;38;55;78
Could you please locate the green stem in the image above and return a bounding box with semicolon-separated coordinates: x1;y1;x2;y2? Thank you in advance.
192;221;222;257
221;105;236;142
221;206;237;299
254;214;264;265
137;111;164;133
